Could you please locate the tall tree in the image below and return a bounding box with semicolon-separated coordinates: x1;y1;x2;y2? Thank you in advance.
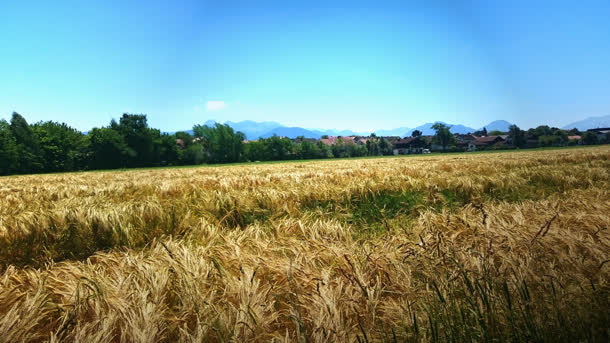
88;127;129;169
379;137;393;155
32;121;88;172
0;120;19;175
582;131;598;145
113;114;155;167
411;130;422;137
262;135;293;160
508;124;525;148
431;123;454;151
193;123;245;163
9;112;43;173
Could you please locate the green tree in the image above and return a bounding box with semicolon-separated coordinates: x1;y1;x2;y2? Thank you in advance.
411;130;422;137
0;119;19;175
32;121;88;172
175;131;194;147
538;135;562;147
431;123;455;151
366;139;381;156
379;137;393;155
582;131;598;145
567;128;581;136
10;112;43;173
88;127;129;169
193;123;245;163
532;125;553;138
315;141;332;158
508;124;525;148
294;139;319;159
180;143;205;165
262;135;293;160
113;114;155;167
154;133;180;166
552;129;568;145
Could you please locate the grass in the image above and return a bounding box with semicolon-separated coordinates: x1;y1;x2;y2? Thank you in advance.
0;146;608;342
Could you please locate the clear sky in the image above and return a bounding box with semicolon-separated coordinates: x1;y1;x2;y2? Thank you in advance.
1;0;609;132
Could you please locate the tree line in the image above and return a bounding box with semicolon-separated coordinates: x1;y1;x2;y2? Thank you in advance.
0;112;394;176
408;123;607;151
1;112;608;176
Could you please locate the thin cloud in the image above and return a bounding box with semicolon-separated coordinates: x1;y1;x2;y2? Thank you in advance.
206;101;227;111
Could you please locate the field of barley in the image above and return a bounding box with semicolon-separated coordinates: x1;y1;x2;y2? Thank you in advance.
0;146;609;342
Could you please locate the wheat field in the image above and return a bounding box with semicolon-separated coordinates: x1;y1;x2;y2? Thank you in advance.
0;147;609;342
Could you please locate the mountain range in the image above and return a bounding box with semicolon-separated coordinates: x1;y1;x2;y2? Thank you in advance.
179;116;606;140
561;115;610;131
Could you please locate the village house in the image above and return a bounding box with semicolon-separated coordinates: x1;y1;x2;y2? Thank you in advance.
392;137;428;154
469;135;506;151
567;135;582;144
455;134;478;151
319;136;357;146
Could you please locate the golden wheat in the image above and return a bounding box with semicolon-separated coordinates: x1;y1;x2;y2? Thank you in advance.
0;147;609;342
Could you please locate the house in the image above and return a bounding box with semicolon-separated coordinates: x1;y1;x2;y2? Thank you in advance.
319;136;356;146
319;136;338;146
567;135;582;144
392;137;427;154
355;137;369;145
455;134;478;143
292;137;317;143
469;135;506;150
381;136;401;143
455;134;479;151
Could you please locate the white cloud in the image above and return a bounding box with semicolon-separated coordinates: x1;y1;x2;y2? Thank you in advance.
205;101;227;111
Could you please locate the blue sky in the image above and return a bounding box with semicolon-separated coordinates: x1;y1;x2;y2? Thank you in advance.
1;0;609;132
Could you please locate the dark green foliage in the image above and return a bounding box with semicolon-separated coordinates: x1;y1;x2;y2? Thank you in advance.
0;119;19;175
112;113;158;167
582;131;599;145
32;121;88;172
431;123;456;150
193;122;245;163
88;127;129;169
508;124;526;148
10;112;44;173
331;138;367;158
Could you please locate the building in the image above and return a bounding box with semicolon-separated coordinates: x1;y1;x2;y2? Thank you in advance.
319;136;357;146
469;135;506;151
392;137;427;154
455;134;479;151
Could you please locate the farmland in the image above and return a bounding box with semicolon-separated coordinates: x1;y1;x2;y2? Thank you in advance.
0;146;609;342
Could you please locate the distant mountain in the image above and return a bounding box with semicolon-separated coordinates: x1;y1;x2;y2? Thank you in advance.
405;122;476;136
450;124;478;134
260;127;323;139
373;127;411;137
225;120;282;139
170;119;521;140
562;115;610;131
482;120;512;132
